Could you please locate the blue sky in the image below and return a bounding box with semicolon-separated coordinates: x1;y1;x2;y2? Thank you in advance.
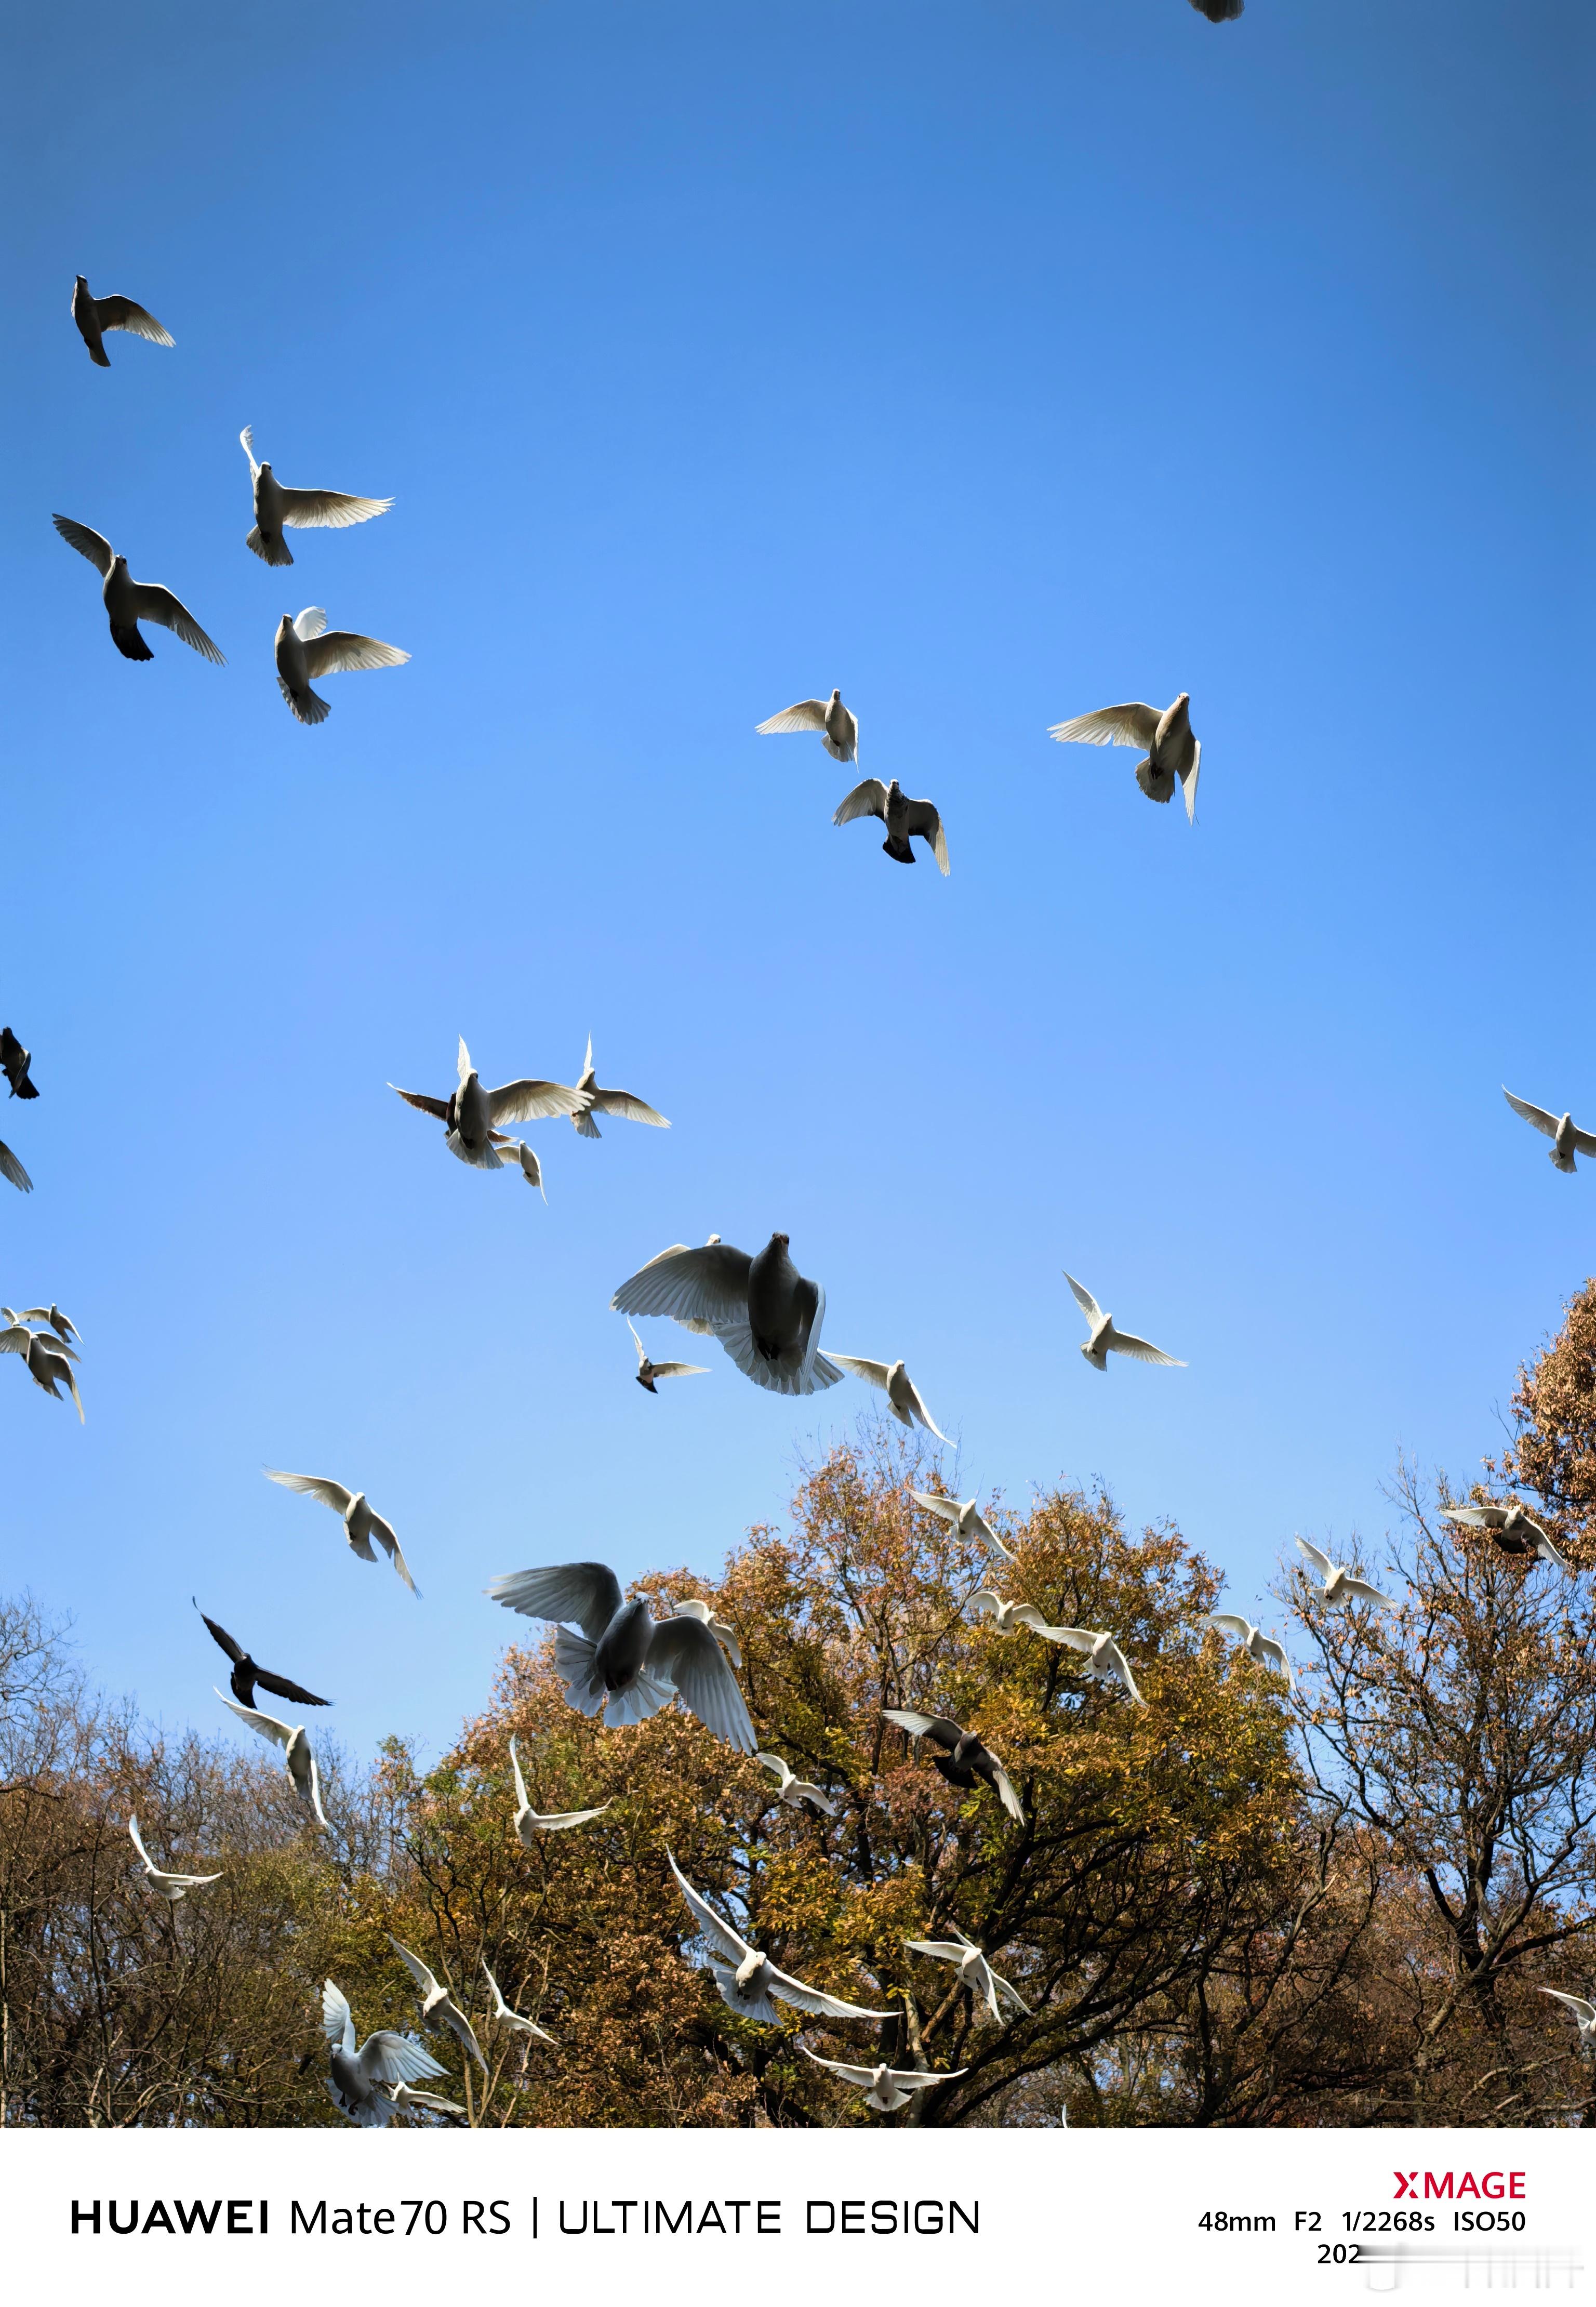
1;1;1586;1770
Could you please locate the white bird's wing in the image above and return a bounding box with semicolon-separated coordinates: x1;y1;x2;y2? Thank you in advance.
755;1752;792;1786
1255;1636;1291;1675
1202;1614;1254;1640
910;1489;960;1526
509;1734;531;1814
1341;1577;1401;1609
1042;1626;1099;1655
905;1939;968;1961
627;1318;647;1366
292;605;327;641
989;1760;1026;1821
1570;1126;1596;1158
1503;1088;1560;1140
388;1936;442;2000
264;1469;355;1514
648;1615;756;1751
882;1708;941;1736
487;1561;626;1641
525;1802;612;1830
278;487;394;531
967;1590;1003;1622
486;1077;588;1123
217;1690;293;1750
755;699;828;734
831;1354;892;1390
367;1511;420;1597
1101;1641;1144;1703
610;1240;753;1330
1539;1988;1596;2022
96;295;171;344
649;1361;710;1380
1180;740;1200;824
832;777;888;827
667;1851;754;1965
1440;1506;1498;1531
1107;1328;1185;1367
322;1979;357;2054
1047;703;1161;749
901;1370;952;1440
588;1089;669;1126
1062;1271;1103;1328
885;2066;964;2092
127;1814;154;1870
359;2031;447;2090
800;2046;883;2086
125;582;226;665
240;426;261;479
1007;1603;1052;1633
302;630;409;678
52;515;115;575
1295;1537;1333;1575
766;1965;892;2020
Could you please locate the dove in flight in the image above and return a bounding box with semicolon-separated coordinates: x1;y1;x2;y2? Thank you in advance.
273;605;408;725
882;1710;1025;1821
1539;1989;1596;2055
1048;694;1200;823
1046;1627;1146;1703
1294;1538;1401;1612
391;1037;589;1170
800;2045;966;2114
238;426;392;568
628;1317;708;1393
263;1469;419;1595
127;1813;221;1903
611;1232;842;1397
218;1691;329;1828
756;687;858;764
1201;1613;1292;1683
0;1029;37;1100
831;1355;951;1439
1440;1501;1573;1572
903;1927;1032;2023
490;1136;548;1198
0;1143;32;1196
388;1938;487;2073
571;1035;669;1140
194;1601;331;1709
966;1590;1072;1640
668;1853;890;2025
322;1979;447;2128
0;1322;81;1416
910;1489;1014;1561
1065;1272;1186;1373
833;777;949;873
54;517;224;666
3;1305;77;1343
507;1733;613;1840
755;1752;839;1816
480;1960;557;2045
71;275;172;366
487;1561;756;1751
1502;1089;1596;1175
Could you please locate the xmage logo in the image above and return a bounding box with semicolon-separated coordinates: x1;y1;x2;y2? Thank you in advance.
1392;2173;1526;2202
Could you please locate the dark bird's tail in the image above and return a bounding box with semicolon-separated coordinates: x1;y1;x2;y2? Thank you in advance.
111;625;154;661
247;525;294;567
881;835;915;865
280;677;331;725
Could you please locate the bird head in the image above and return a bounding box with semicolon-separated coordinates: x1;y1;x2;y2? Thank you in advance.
770;1231;789;1249
829;688;841;704
110;554;127;573
276;613;294;635
75;273;88;287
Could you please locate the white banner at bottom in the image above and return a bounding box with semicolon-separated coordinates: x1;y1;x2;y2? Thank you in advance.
0;2126;1587;2303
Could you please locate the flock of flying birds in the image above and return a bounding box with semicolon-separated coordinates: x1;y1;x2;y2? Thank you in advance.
46;108;1596;2120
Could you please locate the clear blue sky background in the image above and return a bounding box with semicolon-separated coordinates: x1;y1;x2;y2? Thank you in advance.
1;1;1587;1772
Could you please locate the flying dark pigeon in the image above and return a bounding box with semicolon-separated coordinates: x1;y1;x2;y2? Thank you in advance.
486;1561;756;1751
194;1601;332;1710
882;1709;1025;1821
833;777;949;873
71;275;173;367
53;518;224;666
0;1030;37;1099
611;1232;842;1397
390;1037;589;1170
239;427;392;568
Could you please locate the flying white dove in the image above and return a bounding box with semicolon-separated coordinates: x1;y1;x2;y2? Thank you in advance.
508;1733;613;1841
1294;1538;1401;1612
263;1469;419;1596
668;1853;890;2025
570;1036;669;1140
966;1590;1073;1639
322;1978;447;2129
903;1927;1032;2023
830;1356;951;1440
388;1937;488;2074
127;1813;221;1903
756;1753;839;1816
217;1691;329;1828
1502;1089;1596;1174
611;1232;842;1397
1064;1272;1186;1373
756;687;858;764
1201;1614;1292;1684
391;1036;589;1171
627;1317;708;1393
72;275;174;366
800;2045;966;2114
1045;1627;1146;1702
1048;693;1200;823
480;1960;557;2045
239;426;392;568
1440;1500;1573;1572
910;1489;1014;1561
273;605;408;725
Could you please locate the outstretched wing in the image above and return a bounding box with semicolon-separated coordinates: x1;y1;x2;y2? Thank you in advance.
322;1979;357;2054
1180;740;1200;825
1202;1613;1254;1641
1047;702;1160;749
1441;1505;1499;1532
589;1087;669;1126
610;1241;752;1330
96;295;172;345
755;698;828;735
800;2046;880;2086
485;1562;624;1642
1295;1536;1333;1575
390;1085;450;1121
127;1813;155;1870
52;515;114;575
486;1077;588;1124
126;582;226;665
1062;1271;1103;1327
195;1605;246;1665
217;1690;292;1751
831;1354;892;1389
648;1615;756;1752
883;1709;961;1753
264;1469;355;1514
1503;1088;1560;1140
303;631;409;678
358;2030;447;2090
667;1851;754;1966
1107;1328;1185;1367
240;426;262;479
832;777;888;827
280;487;393;532
387;1935;441;1999
254;1665;332;1707
902;797;950;874
766;1965;891;2020
1539;1988;1596;2023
